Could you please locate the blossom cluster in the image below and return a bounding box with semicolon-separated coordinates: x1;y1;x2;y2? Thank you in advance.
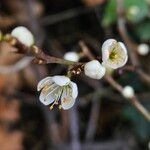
37;39;128;109
10;26;129;110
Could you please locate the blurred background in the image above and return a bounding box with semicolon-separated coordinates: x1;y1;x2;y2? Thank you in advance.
0;0;150;150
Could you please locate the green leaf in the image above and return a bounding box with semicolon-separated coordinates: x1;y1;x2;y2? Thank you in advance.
102;0;149;27
134;21;150;41
125;0;149;23
123;103;150;142
102;0;117;27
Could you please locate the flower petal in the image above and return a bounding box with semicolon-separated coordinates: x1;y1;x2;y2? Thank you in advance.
52;75;70;86
102;39;116;62
39;85;58;105
37;77;52;91
61;95;76;110
44;86;60;104
64;52;79;62
118;42;127;54
102;40;128;69
69;82;78;99
11;26;34;47
84;60;106;79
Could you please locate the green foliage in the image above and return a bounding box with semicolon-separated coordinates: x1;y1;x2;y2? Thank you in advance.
123;103;150;142
102;0;149;27
102;0;117;27
134;21;150;41
125;0;149;23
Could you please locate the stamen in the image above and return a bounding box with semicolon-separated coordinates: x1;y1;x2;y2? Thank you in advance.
54;100;58;105
49;105;54;110
59;105;62;109
49;100;57;109
62;97;68;103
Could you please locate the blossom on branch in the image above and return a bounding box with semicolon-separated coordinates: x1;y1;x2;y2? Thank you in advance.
84;60;106;79
37;75;78;110
122;85;134;99
102;39;128;69
64;51;80;62
11;26;34;47
137;43;149;56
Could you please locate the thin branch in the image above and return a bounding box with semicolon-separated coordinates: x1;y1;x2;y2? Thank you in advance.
24;0;45;46
105;75;150;121
0;57;32;74
85;95;101;142
80;41;150;121
69;104;81;150
41;6;96;26
116;0;150;84
79;41;95;60
2;34;82;66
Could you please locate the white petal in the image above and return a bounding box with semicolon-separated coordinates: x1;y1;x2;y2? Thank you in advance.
64;52;79;62
103;54;128;69
70;82;78;99
39;85;58;105
118;42;127;54
37;77;52;91
11;26;34;47
61;94;76;110
102;40;128;69
84;60;106;79
44;86;60;105
52;75;70;86
102;39;116;62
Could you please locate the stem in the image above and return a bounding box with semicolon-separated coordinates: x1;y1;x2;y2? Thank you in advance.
105;75;150;121
116;0;150;84
80;41;150;121
3;34;81;66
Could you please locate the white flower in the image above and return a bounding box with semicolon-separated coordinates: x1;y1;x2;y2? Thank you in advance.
122;86;134;99
37;75;78;110
102;39;128;69
84;60;106;79
11;26;34;47
64;52;79;62
137;44;149;56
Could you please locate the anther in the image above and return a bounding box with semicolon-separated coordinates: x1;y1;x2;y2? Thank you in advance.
50;105;53;110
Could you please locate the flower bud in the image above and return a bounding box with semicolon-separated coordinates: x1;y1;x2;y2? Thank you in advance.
84;60;106;79
11;26;34;47
122;86;134;99
137;44;149;56
64;52;79;62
